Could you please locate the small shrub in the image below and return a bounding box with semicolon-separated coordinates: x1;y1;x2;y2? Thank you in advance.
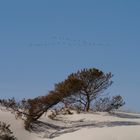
0;122;17;140
48;110;57;120
94;95;125;112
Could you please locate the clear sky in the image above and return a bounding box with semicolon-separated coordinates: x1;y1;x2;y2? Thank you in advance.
0;0;140;111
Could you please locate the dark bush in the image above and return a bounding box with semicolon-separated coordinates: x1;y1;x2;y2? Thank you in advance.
0;122;17;140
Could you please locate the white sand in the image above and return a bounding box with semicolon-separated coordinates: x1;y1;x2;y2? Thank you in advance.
0;108;140;140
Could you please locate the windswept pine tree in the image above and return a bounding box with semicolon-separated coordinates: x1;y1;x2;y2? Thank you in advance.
25;68;113;125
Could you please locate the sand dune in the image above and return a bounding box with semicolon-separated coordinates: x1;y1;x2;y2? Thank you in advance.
0;108;140;140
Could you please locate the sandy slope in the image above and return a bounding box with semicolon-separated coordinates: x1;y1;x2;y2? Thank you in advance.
0;108;140;140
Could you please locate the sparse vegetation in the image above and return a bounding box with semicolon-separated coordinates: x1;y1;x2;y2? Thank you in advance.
0;68;125;130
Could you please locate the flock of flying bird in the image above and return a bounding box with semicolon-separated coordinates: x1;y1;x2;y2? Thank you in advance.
29;36;108;48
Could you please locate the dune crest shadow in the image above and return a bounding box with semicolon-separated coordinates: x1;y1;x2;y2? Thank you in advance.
31;117;140;139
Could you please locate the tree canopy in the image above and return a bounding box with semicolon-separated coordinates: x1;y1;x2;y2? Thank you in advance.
58;68;113;111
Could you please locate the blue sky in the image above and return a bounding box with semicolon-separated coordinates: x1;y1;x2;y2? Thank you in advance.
0;0;140;111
